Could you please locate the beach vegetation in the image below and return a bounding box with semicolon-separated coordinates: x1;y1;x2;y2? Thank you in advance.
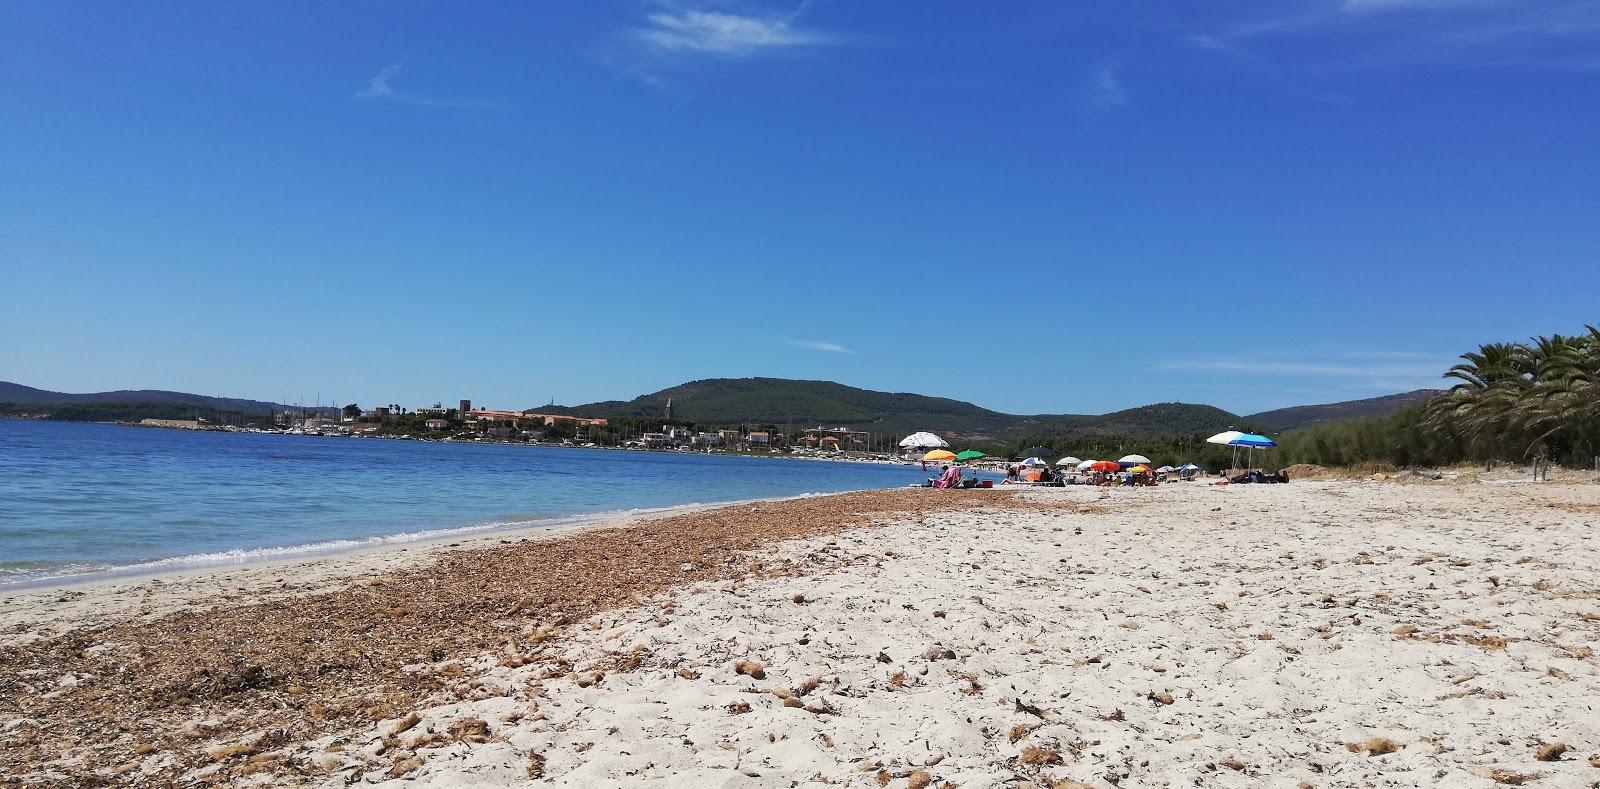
1272;326;1600;469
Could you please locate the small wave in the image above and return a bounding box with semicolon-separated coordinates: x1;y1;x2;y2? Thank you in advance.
0;500;737;590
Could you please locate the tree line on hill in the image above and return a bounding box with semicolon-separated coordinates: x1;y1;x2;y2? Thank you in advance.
0;401;275;426
1269;327;1600;469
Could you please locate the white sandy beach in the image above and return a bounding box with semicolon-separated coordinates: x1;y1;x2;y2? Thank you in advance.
7;478;1600;788
273;479;1600;788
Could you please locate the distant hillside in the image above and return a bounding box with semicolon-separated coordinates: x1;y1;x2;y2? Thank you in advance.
0;381;294;414
1089;402;1246;436
1246;389;1442;431
551;378;1244;443
552;378;1017;437
3;376;1438;443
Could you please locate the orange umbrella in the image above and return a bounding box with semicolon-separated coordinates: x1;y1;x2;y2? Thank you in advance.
1089;460;1121;472
923;449;957;461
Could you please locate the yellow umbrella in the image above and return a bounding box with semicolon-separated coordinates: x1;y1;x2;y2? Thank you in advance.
1129;464;1151;473
923;449;957;461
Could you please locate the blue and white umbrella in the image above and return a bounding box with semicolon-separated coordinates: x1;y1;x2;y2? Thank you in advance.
1205;431;1276;469
1230;433;1277;448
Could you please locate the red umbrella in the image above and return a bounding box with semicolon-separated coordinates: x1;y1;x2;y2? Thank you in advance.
1089;460;1121;472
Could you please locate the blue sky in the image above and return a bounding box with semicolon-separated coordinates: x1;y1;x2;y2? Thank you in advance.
3;1;1598;416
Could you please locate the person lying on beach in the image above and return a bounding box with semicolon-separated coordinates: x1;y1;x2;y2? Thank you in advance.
1227;470;1290;484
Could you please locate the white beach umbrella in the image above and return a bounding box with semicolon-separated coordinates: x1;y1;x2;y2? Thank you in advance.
1075;459;1096;471
1206;430;1253;469
1055;456;1083;467
1117;454;1151;465
898;431;949;449
1022;457;1046;466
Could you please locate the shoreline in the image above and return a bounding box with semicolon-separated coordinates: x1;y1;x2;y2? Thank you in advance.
0;487;911;636
0;486;1019;784
0;497;764;594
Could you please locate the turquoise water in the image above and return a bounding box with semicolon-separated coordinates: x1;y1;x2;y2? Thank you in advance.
0;420;945;588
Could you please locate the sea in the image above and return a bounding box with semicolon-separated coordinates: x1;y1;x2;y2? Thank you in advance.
0;419;958;589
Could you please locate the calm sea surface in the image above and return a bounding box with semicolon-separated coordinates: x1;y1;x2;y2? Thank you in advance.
0;420;950;588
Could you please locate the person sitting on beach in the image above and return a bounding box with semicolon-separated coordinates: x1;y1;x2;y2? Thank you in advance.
940;465;961;489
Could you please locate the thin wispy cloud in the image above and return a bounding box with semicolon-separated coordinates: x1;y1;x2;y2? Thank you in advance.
1087;62;1130;113
1185;0;1600;71
600;2;842;87
1164;359;1441;377
1161;350;1454;396
353;64;500;110
788;339;853;353
1341;0;1486;11
1185;33;1249;55
632;3;837;56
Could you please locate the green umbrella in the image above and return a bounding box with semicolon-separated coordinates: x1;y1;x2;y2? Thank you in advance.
955;450;987;462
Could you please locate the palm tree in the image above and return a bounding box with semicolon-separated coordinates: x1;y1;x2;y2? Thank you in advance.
1442;342;1528;391
1510;329;1600;462
1428;341;1541;461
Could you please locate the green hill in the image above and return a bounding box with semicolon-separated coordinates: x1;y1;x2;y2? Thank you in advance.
0;381;332;424
550;378;1244;444
0;381;290;412
1245;389;1441;431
